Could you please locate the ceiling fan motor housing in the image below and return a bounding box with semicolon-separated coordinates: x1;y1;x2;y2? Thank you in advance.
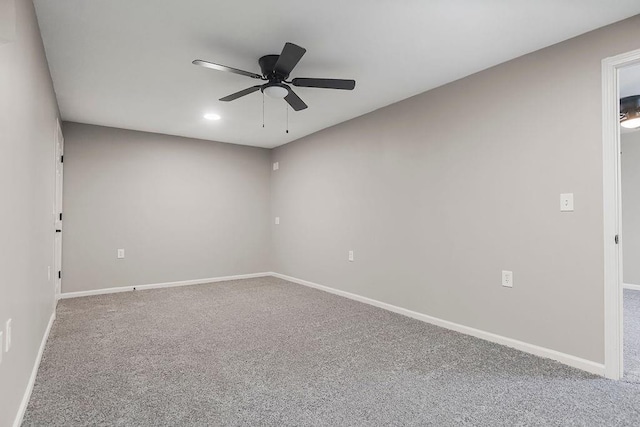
621;95;640;117
621;95;640;129
259;54;285;80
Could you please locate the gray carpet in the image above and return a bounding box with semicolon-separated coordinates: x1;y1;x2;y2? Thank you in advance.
23;277;640;426
624;289;640;383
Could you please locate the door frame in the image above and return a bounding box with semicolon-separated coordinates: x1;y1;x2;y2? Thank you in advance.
602;48;640;380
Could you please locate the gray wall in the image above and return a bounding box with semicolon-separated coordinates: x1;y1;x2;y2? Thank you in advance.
623;131;640;285
0;0;60;425
61;123;272;293
271;15;640;364
0;0;16;44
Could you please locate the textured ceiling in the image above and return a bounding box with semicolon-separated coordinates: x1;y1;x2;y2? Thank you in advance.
34;0;640;148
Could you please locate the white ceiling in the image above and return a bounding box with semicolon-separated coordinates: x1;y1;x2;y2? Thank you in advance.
621;64;640;98
34;1;640;148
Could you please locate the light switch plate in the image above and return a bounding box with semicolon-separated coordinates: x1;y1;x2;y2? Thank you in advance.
273;162;279;171
275;217;280;225
348;250;354;262
117;249;125;259
560;193;574;212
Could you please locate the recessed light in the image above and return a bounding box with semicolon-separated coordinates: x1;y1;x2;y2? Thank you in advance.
204;113;221;121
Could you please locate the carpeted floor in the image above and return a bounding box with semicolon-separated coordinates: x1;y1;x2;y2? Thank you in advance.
23;277;640;426
624;289;640;383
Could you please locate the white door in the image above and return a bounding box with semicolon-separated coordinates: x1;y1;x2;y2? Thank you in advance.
54;120;64;297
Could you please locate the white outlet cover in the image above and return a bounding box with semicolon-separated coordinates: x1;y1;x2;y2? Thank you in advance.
348;250;354;262
5;319;11;352
117;249;125;259
502;270;513;288
275;217;280;225
560;193;574;212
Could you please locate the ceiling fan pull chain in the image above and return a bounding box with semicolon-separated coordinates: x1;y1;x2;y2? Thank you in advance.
286;104;289;134
262;92;265;128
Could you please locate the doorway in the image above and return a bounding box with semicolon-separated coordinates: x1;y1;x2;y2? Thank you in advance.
603;48;640;380
620;63;640;382
54;119;64;298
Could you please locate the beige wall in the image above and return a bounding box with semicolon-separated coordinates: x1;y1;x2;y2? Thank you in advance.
0;0;60;425
622;131;640;285
271;15;640;364
61;123;272;293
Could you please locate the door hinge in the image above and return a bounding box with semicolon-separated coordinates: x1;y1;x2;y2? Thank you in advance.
60;155;64;163
615;235;619;244
59;212;62;221
58;270;61;279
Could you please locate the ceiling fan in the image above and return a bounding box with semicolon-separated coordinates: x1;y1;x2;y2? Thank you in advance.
193;42;356;111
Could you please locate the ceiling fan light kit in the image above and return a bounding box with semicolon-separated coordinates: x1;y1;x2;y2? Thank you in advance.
621;95;640;129
263;83;288;99
193;42;356;113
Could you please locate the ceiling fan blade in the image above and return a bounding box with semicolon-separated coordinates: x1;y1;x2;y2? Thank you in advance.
274;43;306;78
192;60;263;80
291;78;356;90
284;87;308;111
219;85;263;102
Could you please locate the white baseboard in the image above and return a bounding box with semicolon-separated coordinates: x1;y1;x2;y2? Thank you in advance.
270;272;605;377
13;310;56;427
58;272;272;299
624;283;640;291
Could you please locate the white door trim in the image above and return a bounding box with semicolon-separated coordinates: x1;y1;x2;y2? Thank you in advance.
602;48;640;380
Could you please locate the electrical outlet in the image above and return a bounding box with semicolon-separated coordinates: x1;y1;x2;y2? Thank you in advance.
273;162;279;171
502;270;513;288
560;193;574;212
275;217;280;225
348;250;354;262
5;319;11;352
117;249;125;259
